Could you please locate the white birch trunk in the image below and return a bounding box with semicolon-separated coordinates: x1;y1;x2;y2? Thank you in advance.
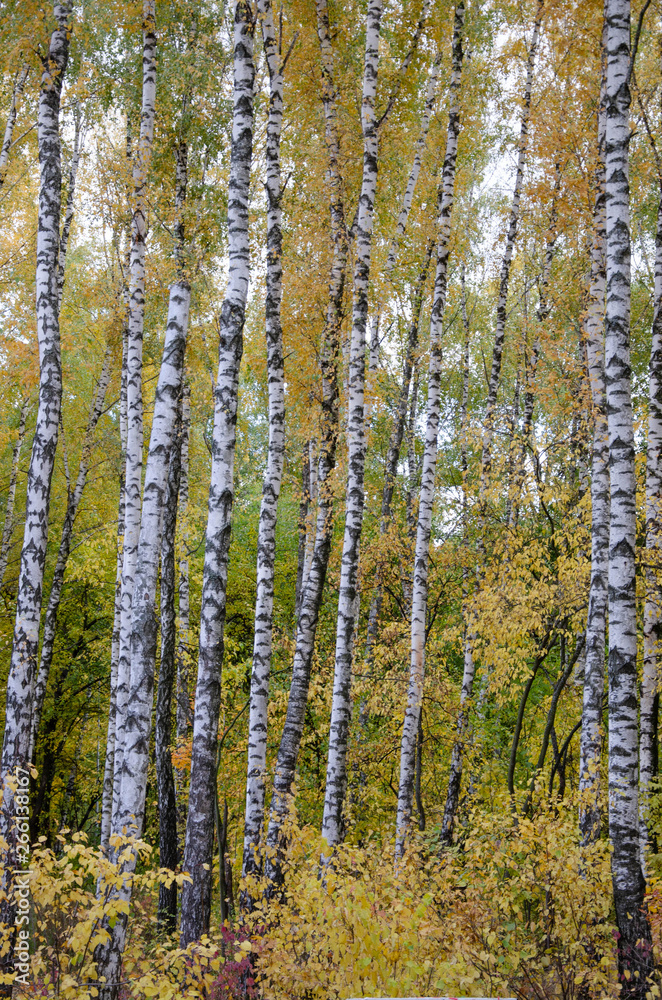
579;73;608;849
395;2;465;859
29;348;112;761
101;325;128;852
175;379;192;744
241;0;287;911
0;63;29;188
263;0;345;896
320;0;384;858
479;0;542;490
0;3;71;983
111;0;157;832
604;0;654;988
0;398;30;587
640;189;662;864
180;1;255;945
57;103;84;310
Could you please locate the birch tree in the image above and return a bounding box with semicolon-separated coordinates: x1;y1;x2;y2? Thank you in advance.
263;0;346;896
241;0;287;911
111;0;157;825
603;0;653;988
579;66;608;849
180;0;255;945
0;1;71;985
320;0;384;859
480;0;543;488
395;0;465;859
0;62;29;188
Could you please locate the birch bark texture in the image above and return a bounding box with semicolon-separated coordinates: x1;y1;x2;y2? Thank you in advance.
395;1;465;859
0;3;71;988
156;404;183;932
263;0;345;896
101;328;128;852
603;0;654;989
111;0;157;826
480;0;543;489
241;0;287;911
320;0;384;858
180;1;255;946
579;73;608;849
640;171;662;865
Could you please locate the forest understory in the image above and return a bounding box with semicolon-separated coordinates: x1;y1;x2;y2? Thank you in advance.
1;0;662;997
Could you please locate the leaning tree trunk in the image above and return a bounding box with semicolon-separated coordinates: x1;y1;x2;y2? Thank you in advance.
180;1;255;946
603;0;654;990
480;0;543;490
263;0;345;897
579;73;608;849
640;167;662;868
0;398;30;587
320;0;384;860
395;1;465;860
111;0;157;829
29;348;112;761
241;0;287;913
97;143;191;990
0;5;71;992
0;62;29;188
156;402;183;933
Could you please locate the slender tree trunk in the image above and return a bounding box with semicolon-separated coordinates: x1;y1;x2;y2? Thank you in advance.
0;63;29;188
604;1;654;988
157;402;183;933
262;0;345;896
29;348;112;760
365;244;434;657
395;2;464;859
579;69;608;849
111;0;157;829
640;187;662;868
174;379;191;846
101;326;128;852
0;398;30;587
294;441;311;619
320;0;384;859
180;2;255;946
57;102;84;310
440;263;472;846
0;6;71;992
480;0;543;489
241;0;287;913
